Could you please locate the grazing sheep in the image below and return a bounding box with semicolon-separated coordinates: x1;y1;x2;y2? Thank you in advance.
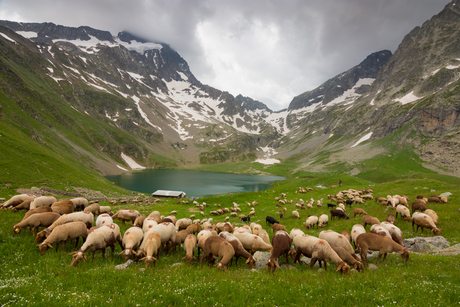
120;226;144;262
99;206;113;216
292;210;301;219
112;209;140;225
133;215;147;228
51;200;75;215
95;214;113;227
318;214;329;228
266;230;293;274
182;234;198;265
427;196;442;203
142;218;158;232
370;224;392;238
386;214;396;224
37;221;88;255
395;205;412;221
251;223;263;235
200;236;235;272
34;212;94;243
329;243;363;272
353;208;367;218
272;223;288;233
197;229;218;258
83;203;101;216
356;233;410;267
11;199;33;212
330;209;349;220
258;228;271;245
173;229;191;254
380;222;404;246
362;215;380;229
69;223;123;267
2;194;35;209
412;212;442;235
219;231;256;269
233;231;273;253
176;218;192;231
424;209;439;225
186;223;200;234
319;230;360;262
140;232;161;269
305;215;319;229
30;196;57;210
340;230;352;243
13;212;61;236
265;216;279;225
21;206;52;222
411;200;428;214
69;198;88;211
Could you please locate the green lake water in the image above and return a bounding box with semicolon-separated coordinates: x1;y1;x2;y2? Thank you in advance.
105;169;286;198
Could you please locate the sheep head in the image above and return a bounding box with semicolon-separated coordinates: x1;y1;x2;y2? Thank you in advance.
13;226;21;234
266;258;280;274
214;262;228;272
353;261;364;273
37;242;52;255
400;248;410;262
119;248;136;262
432;228;442;236
69;251;87;267
182;255;196;265
141;255;158;269
246;256;256;269
336;261;350;275
34;230;49;244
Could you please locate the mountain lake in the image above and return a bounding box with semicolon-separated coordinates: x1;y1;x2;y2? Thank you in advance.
105;169;286;198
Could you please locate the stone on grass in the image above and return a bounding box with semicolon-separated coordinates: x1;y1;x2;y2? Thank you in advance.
403;236;450;253
253;251;271;269
115;259;134;270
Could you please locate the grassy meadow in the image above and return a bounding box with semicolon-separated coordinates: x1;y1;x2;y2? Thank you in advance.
1;169;460;306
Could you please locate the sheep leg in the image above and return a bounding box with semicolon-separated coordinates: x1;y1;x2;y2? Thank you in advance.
74;237;80;248
359;248;368;267
110;245;115;259
375;252;383;264
101;248;106;259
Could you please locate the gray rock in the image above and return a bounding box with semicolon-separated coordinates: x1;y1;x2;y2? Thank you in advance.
115;259;134;270
299;256;321;268
368;264;378;270
253;251;271;269
440;192;453;198
403;236;450;253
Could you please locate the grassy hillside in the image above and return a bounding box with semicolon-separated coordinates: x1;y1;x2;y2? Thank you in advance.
1;173;459;306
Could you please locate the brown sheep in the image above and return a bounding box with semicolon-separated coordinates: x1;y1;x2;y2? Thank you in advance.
362;215;380;230
219;232;256;269
173;229;191;254
356;233;410;267
329;243;363;272
412;212;442;235
353;208;367;218
386;214;396;224
13;212;61;236
21;206;52;222
272;223;288;233
427;195;442;203
51;200;75;215
12;199;33;212
266;230;293;274
411;200;428;214
133;215;147;228
182;234;198;265
186;223;201;234
200;236;235;272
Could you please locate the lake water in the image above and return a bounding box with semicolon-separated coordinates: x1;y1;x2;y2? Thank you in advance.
105;169;286;198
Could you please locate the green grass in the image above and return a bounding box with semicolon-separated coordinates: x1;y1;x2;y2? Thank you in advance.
1;173;459;306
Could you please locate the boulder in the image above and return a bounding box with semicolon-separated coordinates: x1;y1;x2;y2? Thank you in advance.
440;192;452;198
253;251;271;269
403;236;450;253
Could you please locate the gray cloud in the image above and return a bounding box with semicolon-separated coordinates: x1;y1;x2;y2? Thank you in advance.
0;0;451;110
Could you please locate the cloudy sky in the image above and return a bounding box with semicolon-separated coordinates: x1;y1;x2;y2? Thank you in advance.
0;0;451;111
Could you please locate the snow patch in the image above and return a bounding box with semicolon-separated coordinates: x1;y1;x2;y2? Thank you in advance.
351;132;373;148
395;91;422;105
0;32;17;44
121;153;146;170
116;165;129;171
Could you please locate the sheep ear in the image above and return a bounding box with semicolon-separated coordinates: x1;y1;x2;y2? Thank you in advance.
83;255;87;261
118;250;125;255
275;261;281;269
336;262;345;272
132;250;137;255
140;257;146;261
68;252;77;256
46;243;52;248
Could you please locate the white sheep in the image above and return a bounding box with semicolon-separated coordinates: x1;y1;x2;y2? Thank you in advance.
318;214;329;228
292;210;301;219
351;224;366;249
182;234;198;265
112;209;140;225
137;222;176;259
370;224;392;238
380;222;404;246
69;198;89;211
69;223;123;267
395;205;411;221
37;221;88;255
424;209;439;225
141;232;161;269
96;214;113;227
142;217;158;232
30;196;57;210
258;228;271;245
305;215;319;229
34;211;94;243
197;229;218;257
99;206;113;215
1;194;35;209
233;231;273;253
319;230;360;261
412;212;442;235
289;228;305;241
176;218;192;230
120;226;144;262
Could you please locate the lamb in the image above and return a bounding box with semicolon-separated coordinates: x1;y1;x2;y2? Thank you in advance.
112;209;140;225
99;206;113;216
329;243;363;272
29;196;57;210
11;199;33;212
266;230;293;273
173;229;191;254
318;214;329;228
96;213;113;227
380;222;404;246
219;231;256;269
351;224;366;250
330;209;349;220
265;216;279;225
120;226;144;262
233;231;273;254
200;236;235;272
51;200;75;215
69;198;88;211
318;230;360;262
82;202;100;216
140;232;161;269
21;206;52;222
272;223;288;233
362;215;380;229
424;209;439;225
395;205;412;221
353;208;367;218
356;233;410;267
197;229;218;258
304;215;319;229
69;223;123;267
292;210;301;219
133;215;147;228
34;212;94;243
176;218;192;231
37;221;88;255
13;212;61;235
412;212;442;235
2;194;35;209
411;200;428;214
